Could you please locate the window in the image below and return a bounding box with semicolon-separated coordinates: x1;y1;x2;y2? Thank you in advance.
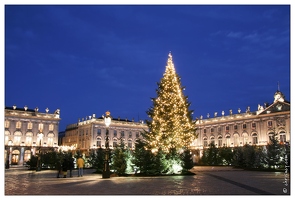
49;124;54;131
129;131;132;138
97;129;101;136
226;135;230;147
113;138;118;147
13;131;22;145
114;130;117;137
128;139;132;148
38;123;44;132
204;129;207;134
234;134;239;146
242;124;247;129
252;133;258;145
211;128;214;133
5;120;10;128
25;132;33;146
27;122;33;130
252;123;256;129
24;150;31;162
210;137;215;145
218;127;221;132
121;131;125;137
234;125;238;130
225;126;229;131
268;121;273;127
136;132;140;138
203;138;208;147
47;133;54;146
96;138;101;147
218;136;222;147
16;121;22;129
279;132;286;143
242;133;248;145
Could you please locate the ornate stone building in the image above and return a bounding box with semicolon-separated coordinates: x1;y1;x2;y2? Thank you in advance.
63;113;148;156
191;89;290;162
4;105;60;167
63;90;290;163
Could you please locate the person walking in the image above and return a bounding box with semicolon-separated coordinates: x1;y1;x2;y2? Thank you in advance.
68;157;74;178
77;156;84;177
56;159;62;178
62;158;68;178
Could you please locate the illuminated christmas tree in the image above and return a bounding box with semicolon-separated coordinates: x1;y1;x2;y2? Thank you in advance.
144;52;197;153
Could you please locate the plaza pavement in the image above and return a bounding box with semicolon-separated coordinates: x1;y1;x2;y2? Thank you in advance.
4;166;290;195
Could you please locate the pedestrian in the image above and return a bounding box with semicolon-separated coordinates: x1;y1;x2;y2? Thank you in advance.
62;158;68;178
56;160;62;178
77;156;84;177
68;157;74;177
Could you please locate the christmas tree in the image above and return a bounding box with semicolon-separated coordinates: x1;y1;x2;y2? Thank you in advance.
144;52;197;153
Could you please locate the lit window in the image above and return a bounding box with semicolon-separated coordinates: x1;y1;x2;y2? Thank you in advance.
234;134;239;146
96;138;101;147
49;124;54;131
27;122;33;130
218;136;222;147
5;120;10;128
203;138;208;147
252;133;258;145
16;121;22;129
38;123;44;132
128;139;132;148
226;135;230;147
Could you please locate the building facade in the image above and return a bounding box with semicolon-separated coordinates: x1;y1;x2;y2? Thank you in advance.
4;105;61;167
191;90;290;162
63;113;148;156
62;90;290;163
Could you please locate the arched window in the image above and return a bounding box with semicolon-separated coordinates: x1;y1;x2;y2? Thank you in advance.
233;133;239;146
210;136;215;145
25;132;33;146
279;131;286;143
242;132;248;145
203;138;208;147
96;137;101;148
252;133;258;145
13;131;22;145
47;132;54;146
5;130;10;145
113;138;118;148
218;136;223;147
24;150;31;162
225;134;231;147
128;139;132;148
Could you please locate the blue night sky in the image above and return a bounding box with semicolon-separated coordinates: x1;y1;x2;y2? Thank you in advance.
3;3;291;132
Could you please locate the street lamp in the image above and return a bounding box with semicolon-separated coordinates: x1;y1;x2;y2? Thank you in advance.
36;132;43;171
102;111;112;178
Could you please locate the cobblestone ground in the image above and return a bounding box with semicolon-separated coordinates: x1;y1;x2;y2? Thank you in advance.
4;166;290;195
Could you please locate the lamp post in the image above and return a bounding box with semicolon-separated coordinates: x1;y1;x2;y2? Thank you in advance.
36;132;43;171
102;111;112;178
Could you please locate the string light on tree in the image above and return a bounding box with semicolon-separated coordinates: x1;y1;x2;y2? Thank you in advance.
143;52;197;153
